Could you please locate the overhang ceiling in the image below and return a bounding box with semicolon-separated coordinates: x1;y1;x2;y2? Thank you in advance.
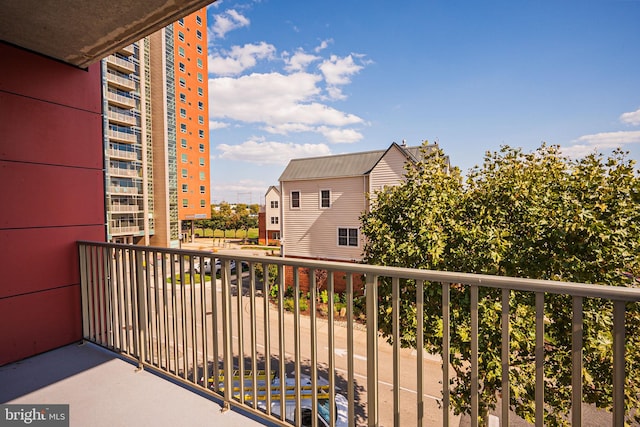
0;0;216;68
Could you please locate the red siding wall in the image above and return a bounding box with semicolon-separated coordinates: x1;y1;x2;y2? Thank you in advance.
0;43;106;366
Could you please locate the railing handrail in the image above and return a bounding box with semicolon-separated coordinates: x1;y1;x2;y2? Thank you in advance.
77;240;640;302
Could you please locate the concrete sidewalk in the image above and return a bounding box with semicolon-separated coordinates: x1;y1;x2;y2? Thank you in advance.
0;342;273;427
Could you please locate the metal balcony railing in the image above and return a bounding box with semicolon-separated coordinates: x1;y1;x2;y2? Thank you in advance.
78;241;640;427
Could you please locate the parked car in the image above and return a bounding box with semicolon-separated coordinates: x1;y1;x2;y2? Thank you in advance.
203;371;348;427
194;259;248;276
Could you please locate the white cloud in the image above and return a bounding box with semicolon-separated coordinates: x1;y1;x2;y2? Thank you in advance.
318;54;364;100
209;120;229;131
217;138;331;165
210;9;250;39
620;108;640;126
563;130;640;157
314;39;333;53
284;50;320;73
317;126;363;143
208;42;276;76
319;54;364;85
209;72;364;128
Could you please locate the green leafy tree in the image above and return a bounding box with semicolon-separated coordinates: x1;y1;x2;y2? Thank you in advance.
361;143;640;425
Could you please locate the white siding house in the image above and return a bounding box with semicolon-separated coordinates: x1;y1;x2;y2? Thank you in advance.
279;142;441;261
265;186;281;243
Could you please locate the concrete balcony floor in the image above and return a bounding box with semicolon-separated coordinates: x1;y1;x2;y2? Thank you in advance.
0;342;273;427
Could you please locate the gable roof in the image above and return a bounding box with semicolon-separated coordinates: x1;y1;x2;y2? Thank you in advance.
278;142;437;182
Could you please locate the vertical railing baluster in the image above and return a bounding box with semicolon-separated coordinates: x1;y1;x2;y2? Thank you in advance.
144;250;153;364
79;244;90;340
613;300;625;426
310;269;319;427
249;262;258;410
97;247;106;346
210;256;220;392
106;246;115;350
416;280;424;427
366;274;379;427
153;250;161;367
221;258;234;410
470;285;479;427
571;296;583;426
190;255;198;383
162;253;169;371
501;289;510;427
128;249;139;363
180;254;188;379
170;253;179;376
535;292;544;427
200;255;208;391
263;262;272;416
346;274;355;427
135;249;147;369
88;246;97;342
277;263;286;422
237;258;245;403
392;277;400;427
442;282;450;427
328;271;336;427
293;266;301;426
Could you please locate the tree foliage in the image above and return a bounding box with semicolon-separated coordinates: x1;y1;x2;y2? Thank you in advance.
361;143;640;425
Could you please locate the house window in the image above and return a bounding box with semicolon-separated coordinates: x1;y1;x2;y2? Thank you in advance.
291;191;300;209
180;123;187;133
179;93;186;103
178;47;185;57
198;115;204;125
180;138;187;148
270;200;278;209
197;58;203;69
199;143;205;153
182;184;188;193
177;18;184;26
181;154;188;163
179;108;186;118
196;15;202;25
270;216;279;225
182;199;189;208
181;168;187;178
179;62;185;72
199;171;205;180
200;199;206;208
179;77;186;88
197;72;203;82
198;129;204;138
197;87;203;96
196;44;202;54
199;157;205;166
178;31;185;42
338;228;358;247
199;185;205;194
320;189;331;208
196;30;202;40
198;101;204;110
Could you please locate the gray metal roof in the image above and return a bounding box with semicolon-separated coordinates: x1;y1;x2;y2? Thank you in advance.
279;143;437;182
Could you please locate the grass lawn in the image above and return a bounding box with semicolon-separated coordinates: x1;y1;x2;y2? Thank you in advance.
194;228;258;239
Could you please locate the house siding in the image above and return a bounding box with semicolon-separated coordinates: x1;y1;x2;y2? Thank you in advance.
265;187;280;244
282;176;366;261
369;145;409;197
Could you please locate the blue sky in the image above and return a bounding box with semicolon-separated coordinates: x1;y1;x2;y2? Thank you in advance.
206;0;640;204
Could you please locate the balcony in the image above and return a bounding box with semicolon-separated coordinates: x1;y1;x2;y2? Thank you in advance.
110;204;141;213
106;71;137;91
108;129;137;144
106;55;135;74
109;167;140;178
107;109;138;127
106;91;136;109
108;148;138;161
119;44;135;57
107;186;139;195
65;241;640;427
